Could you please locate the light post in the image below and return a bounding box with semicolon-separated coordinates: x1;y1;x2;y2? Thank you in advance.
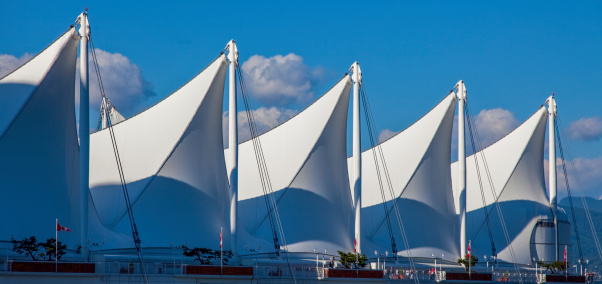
314;249;318;272
533;258;537;281
375;250;379;270
441;254;444;272
485;255;488;268
323;249;327;272
433;254;437;272
579;259;582;276
385;251;388;271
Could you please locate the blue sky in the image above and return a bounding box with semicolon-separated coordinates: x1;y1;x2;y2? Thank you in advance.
1;1;601;197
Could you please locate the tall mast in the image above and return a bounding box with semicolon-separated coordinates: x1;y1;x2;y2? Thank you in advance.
77;10;90;260
455;80;467;260
546;95;558;261
226;40;238;259
350;62;362;254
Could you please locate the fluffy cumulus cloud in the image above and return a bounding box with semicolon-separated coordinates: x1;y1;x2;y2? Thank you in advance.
222;107;299;148
77;49;156;118
0;53;34;78
378;129;398;143
473;108;520;147
544;157;602;198
241;53;325;106
451;108;520;160
566;116;602;141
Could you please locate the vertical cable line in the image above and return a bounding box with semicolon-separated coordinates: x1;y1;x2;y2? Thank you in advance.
465;101;522;284
235;65;296;284
555;115;602;263
89;36;148;284
554;115;583;262
465;101;497;259
360;84;419;284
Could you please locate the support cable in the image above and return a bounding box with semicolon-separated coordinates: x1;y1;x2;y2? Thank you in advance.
555;115;602;263
465;101;497;259
465;101;522;284
236;65;296;284
360;84;419;284
359;87;397;259
554;116;584;262
89;36;148;284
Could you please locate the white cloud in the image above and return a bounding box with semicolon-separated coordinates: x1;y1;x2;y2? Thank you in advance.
473;108;520;147
451;108;520;160
544;157;602;199
566;116;602;141
241;53;325;106
77;49;156;117
0;53;34;78
378;129;398;143
222;107;299;148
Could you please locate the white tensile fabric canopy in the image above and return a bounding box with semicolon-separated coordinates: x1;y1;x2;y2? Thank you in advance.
451;107;568;264
355;92;459;259
89;55;229;249
234;76;354;254
0;28;81;246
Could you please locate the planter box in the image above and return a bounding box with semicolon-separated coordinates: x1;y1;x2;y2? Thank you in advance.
446;272;492;281
10;261;95;273
324;268;383;278
546;275;586;283
185;265;253;276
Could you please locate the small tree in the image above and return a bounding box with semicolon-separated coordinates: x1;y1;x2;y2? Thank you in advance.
457;254;479;270
39;238;67;261
182;245;233;265
539;261;567;274
337;251;368;268
11;236;43;260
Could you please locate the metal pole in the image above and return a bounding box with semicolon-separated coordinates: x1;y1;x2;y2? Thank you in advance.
77;10;90;261
456;81;467;259
226;40;239;262
547;95;558;261
351;62;362;255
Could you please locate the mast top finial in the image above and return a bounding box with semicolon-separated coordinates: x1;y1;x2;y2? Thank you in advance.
454;80;466;100
225;40;238;64
546;95;557;115
349;61;362;85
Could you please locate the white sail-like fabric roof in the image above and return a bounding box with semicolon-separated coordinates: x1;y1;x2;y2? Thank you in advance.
354;93;458;258
451;107;554;264
90;55;229;249
0;28;81;246
235;76;353;254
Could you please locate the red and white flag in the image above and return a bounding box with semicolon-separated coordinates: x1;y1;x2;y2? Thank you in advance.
220;227;223;249
564;245;567;262
467;240;471;259
57;222;71;232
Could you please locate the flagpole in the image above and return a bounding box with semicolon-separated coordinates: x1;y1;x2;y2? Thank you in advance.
468;240;471;280
55;218;58;273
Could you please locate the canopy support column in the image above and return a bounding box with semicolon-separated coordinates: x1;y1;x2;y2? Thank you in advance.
350;62;362;254
455;80;467;260
77;10;90;260
226;40;239;260
547;95;558;261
